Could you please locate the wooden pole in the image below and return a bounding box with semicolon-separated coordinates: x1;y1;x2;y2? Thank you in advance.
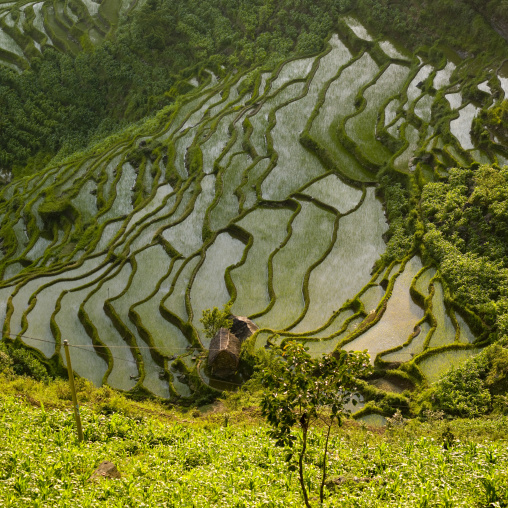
63;340;84;442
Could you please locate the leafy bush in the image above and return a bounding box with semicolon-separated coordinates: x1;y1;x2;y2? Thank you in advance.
431;362;491;418
493;394;508;415
420;344;508;417
484;344;508;395
8;348;49;382
0;351;12;374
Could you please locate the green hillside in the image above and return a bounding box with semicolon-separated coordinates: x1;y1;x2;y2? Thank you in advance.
0;0;507;422
0;374;506;507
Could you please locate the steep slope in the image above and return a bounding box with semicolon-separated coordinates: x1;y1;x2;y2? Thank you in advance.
0;7;507;417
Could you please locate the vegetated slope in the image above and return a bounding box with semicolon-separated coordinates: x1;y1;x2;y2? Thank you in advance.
1;0;507;177
0;4;508;417
0;377;507;507
0;0;137;173
0;0;342;175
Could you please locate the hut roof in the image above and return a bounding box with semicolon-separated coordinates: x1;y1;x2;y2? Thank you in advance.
208;328;241;378
229;315;259;343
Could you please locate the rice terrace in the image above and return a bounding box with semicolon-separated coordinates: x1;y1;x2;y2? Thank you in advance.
0;0;508;506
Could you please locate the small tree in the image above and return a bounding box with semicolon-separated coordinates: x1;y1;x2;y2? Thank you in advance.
260;341;371;507
200;304;233;339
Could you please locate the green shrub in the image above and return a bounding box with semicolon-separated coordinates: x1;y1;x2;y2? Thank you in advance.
9;348;49;382
421;165;508;333
431;363;491;418
492;394;508;415
418;344;508;418
260;342;371;507
484;344;508;395
0;351;12;374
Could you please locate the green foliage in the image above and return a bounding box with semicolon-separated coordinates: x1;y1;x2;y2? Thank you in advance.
0;0;342;175
0;351;12;374
354;0;508;56
0;51;110;173
419;344;508;418
1;345;50;382
260;342;371;506
200;304;233;339
421;165;508;330
474;99;508;147
378;176;415;262
0;373;507;506
493;394;508;415
484;344;508;395
431;361;491;418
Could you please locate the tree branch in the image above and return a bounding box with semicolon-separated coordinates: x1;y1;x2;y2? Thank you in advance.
299;424;312;508
320;422;333;504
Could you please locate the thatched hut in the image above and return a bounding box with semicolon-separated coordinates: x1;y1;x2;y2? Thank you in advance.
229;315;259;343
208;328;241;378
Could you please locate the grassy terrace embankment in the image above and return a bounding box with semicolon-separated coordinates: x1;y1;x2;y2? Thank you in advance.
0;373;507;507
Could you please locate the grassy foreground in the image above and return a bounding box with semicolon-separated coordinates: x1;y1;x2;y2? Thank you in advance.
0;374;507;507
